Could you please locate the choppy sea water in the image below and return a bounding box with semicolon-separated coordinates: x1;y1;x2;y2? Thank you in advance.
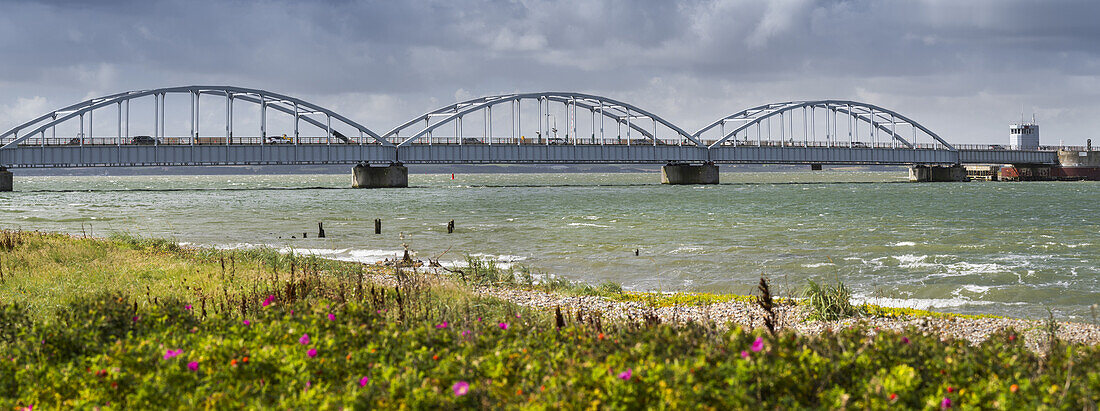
1;172;1097;321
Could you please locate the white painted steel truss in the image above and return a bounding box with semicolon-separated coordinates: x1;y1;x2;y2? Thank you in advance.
0;85;389;150
695;100;955;150
384;92;702;147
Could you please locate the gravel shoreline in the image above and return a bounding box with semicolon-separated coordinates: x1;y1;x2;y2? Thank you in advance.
365;268;1100;351
482;287;1100;351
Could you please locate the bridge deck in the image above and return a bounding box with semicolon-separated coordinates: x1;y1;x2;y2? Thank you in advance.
0;142;1060;167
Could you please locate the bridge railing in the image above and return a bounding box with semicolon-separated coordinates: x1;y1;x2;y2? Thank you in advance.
952;144;1087;152
397;136;697;146
701;140;953;150
9;136;968;149
12;136;389;146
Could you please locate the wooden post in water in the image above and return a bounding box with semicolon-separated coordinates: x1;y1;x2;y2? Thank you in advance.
303;232;308;238
447;220;454;234
374;219;381;234
318;222;326;238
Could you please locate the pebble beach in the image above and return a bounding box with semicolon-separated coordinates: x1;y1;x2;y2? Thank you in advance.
366;267;1100;353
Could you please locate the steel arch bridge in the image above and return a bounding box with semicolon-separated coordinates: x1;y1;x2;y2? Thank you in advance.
381;92;706;164
0;86;1059;169
0;86;394;167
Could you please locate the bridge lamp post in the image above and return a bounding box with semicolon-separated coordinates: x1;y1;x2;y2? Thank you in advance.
117;101;122;145
260;97;267;144
189;91;195;144
625;108;631;146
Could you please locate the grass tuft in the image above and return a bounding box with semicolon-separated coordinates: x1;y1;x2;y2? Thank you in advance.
802;279;860;321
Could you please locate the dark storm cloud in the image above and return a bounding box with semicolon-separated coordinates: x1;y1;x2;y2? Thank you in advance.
2;0;1100;143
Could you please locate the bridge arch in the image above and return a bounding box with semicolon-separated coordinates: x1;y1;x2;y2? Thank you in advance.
384;92;702;147
694;100;954;151
0;86;389;149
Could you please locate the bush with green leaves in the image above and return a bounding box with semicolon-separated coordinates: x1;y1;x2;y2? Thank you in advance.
803;278;861;321
2;292;1098;409
2;230;1099;408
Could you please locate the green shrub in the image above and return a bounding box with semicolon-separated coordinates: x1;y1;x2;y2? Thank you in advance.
1;297;1098;409
3;231;1100;408
803;279;860;321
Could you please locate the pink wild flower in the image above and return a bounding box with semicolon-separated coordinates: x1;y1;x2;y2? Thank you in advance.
902;337;910;344
436;322;448;329
941;397;952;409
307;348;318;358
741;350;749;359
618;368;632;380
498;323;509;330
328;313;336;321
461;330;472;337
163;349;183;360
184;304;192;310
187;361;199;371
751;337;764;352
262;295;275;307
359;376;369;387
243;319;250;326
452;381;470;396
299;333;310;345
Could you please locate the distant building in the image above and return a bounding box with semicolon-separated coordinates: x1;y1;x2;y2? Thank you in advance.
1009;121;1039;150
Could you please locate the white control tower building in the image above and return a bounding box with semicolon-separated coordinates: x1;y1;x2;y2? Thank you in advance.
1009;120;1039;150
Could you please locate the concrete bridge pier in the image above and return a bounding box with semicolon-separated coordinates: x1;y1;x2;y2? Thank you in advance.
0;167;12;192
352;163;408;188
909;164;967;182
661;162;719;185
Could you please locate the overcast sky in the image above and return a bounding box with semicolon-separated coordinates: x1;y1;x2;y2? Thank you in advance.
2;0;1099;145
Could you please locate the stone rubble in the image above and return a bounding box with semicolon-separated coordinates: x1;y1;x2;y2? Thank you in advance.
362;269;1100;352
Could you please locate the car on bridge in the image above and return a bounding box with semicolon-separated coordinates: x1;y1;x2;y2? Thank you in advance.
130;135;158;145
628;138;668;145
461;137;486;144
266;135;293;144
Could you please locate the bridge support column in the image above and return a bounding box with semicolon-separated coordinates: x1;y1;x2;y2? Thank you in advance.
353;163;408;188
0;167;11;192
661;163;719;185
909;165;967;182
